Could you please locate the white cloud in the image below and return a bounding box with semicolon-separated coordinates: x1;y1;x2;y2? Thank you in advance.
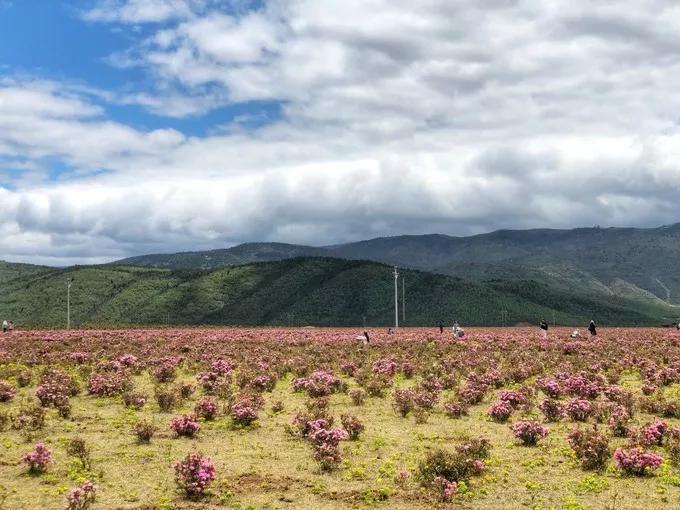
4;1;680;264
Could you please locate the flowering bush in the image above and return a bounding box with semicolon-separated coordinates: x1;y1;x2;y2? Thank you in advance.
536;377;561;398
133;419;156;443
487;401;513;423
444;400;469;419
392;388;416;417
372;358;398;377
155;386;179;412
0;380;16;402
640;420;668;447
152;359;178;383
433;475;457;502
340;414;365;440
66;481;97;510
292;370;343;397
608;405;631;437
349;388;366;406
613;448;663;476
401;361;415;379
194;396;219;421
230;394;261;426
170;415;201;437
307;419;348;471
179;382;196;399
173;452;216;498
498;389;529;409
510;421;549;446
538;398;564;422
122;391;147;410
88;371;131;397
667;426;680;466
457;382;487;405
565;398;593;422
22;443;52;474
67;437;91;469
568;428;610;470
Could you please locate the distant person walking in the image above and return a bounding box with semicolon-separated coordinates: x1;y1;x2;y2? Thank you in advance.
363;330;370;344
539;319;548;339
588;320;597;336
2;320;7;333
439;322;444;334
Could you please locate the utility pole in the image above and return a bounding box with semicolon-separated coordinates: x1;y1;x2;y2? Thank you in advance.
402;275;405;324
66;278;72;330
393;266;399;329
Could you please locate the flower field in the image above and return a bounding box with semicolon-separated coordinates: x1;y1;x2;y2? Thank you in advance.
0;327;679;509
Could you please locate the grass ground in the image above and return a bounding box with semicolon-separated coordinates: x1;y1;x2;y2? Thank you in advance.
0;328;679;509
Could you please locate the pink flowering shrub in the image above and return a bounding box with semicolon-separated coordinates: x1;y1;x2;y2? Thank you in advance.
230;394;262;426
340;414;365;440
608;405;631;437
66;481;97;510
372;358;398;377
565;398;593;422
433;476;457;502
457;381;487;405
133;419;156;443
22;443;52;474
539;398;564;422
392;388;415;417
292;370;343;397
444;400;469;419
69;352;90;364
170;415;201;437
667;426;680;466
536;377;561;398
349;388;365;406
122;391;147;410
401;361;415;379
487;401;513;423
499;389;529;409
640;420;668;447
307;419;348;471
568;428;610;470
88;371;131;397
194;396;219;421
173;452;216;498
511;421;549;446
613;448;663;476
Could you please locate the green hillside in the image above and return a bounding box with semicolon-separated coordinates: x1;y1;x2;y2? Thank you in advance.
114;224;680;305
1;257;677;328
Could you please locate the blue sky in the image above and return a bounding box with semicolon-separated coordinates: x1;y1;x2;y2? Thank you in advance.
1;0;680;265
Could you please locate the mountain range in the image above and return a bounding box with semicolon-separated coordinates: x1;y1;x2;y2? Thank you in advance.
2;224;680;327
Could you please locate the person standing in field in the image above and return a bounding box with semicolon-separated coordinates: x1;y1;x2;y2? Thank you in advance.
439;322;444;334
588;320;597;336
539;319;548;338
2;320;7;333
363;330;370;344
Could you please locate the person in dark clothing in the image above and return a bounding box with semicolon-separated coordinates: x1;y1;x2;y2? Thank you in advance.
363;330;370;344
588;320;597;336
439;322;444;334
539;319;548;338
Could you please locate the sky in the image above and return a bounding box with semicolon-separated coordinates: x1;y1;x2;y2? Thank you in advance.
2;0;680;266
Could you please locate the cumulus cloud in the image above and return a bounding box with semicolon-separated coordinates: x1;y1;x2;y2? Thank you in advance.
2;0;680;264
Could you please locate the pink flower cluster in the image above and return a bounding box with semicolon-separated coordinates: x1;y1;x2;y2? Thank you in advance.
433;476;457;502
194;396;219;421
307;419;348;471
641;420;668;446
372;358;398;377
170;415;201;437
173;453;216;498
510;421;549;446
66;480;97;510
230;394;263;426
292;370;342;397
613;448;663;476
487;401;513;423
22;443;52;474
